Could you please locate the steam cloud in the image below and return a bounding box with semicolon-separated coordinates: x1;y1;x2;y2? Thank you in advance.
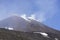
0;0;58;22
20;14;45;22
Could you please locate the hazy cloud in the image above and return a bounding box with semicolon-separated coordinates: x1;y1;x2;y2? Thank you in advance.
20;0;58;22
31;0;58;22
20;14;29;21
0;0;58;22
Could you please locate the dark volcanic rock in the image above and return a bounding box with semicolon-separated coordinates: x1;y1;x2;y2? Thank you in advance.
0;28;60;40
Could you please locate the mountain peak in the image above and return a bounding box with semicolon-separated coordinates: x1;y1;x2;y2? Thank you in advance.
0;16;60;34
8;16;20;19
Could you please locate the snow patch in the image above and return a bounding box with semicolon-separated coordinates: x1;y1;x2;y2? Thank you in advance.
5;27;13;30
33;32;49;38
55;38;59;40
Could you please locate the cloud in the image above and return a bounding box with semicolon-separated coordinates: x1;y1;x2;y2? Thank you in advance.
7;13;47;22
28;14;36;20
20;14;29;21
31;0;58;22
0;0;58;22
36;12;46;22
20;14;46;22
28;14;46;22
20;14;38;22
20;14;36;21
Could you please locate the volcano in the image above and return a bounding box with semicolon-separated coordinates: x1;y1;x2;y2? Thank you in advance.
0;16;60;40
0;16;60;34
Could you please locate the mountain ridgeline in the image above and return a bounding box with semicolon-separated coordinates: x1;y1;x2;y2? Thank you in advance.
0;16;60;33
0;16;60;40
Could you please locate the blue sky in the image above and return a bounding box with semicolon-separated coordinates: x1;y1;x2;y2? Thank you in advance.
0;0;60;30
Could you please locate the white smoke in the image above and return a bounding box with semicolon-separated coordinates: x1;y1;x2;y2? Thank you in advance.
33;0;58;22
20;14;45;22
20;14;35;21
0;0;58;22
20;0;58;22
28;14;36;20
20;14;28;21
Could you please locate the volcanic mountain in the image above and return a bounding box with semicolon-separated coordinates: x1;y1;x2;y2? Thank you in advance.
0;16;60;34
